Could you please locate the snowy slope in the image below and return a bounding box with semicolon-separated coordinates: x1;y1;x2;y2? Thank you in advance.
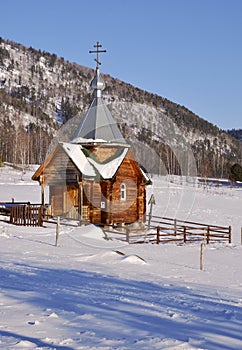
0;167;242;349
1;39;241;178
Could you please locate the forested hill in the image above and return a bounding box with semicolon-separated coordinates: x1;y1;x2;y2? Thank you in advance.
0;38;241;178
227;129;242;142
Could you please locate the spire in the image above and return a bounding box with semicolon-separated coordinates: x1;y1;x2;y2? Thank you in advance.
89;41;107;70
71;43;126;144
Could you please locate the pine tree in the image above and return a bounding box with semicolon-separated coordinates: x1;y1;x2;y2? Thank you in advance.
230;163;242;182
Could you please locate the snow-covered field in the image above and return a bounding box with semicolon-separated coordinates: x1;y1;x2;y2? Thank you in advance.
0;166;242;349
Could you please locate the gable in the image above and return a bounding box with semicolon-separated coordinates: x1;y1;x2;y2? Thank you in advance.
32;144;63;181
32;142;150;185
32;145;79;184
32;143;96;183
87;148;129;180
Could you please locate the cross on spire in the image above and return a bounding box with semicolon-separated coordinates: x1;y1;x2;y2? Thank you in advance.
89;41;106;69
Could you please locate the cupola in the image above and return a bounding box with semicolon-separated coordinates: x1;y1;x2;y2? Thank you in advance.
71;42;126;144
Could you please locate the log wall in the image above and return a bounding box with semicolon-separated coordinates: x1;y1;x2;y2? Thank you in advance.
34;145;147;224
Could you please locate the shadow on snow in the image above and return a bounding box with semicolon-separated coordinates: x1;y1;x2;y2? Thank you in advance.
0;261;242;349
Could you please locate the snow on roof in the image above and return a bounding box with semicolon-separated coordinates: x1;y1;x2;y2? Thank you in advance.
71;137;107;144
87;148;129;179
60;142;96;177
140;167;152;184
61;142;130;179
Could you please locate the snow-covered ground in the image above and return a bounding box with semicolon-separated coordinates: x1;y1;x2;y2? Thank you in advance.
0;166;242;349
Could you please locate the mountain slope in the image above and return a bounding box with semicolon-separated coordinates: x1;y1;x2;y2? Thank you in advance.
227;129;242;142
0;38;241;177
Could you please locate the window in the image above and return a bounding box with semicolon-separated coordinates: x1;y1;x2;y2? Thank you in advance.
121;183;126;201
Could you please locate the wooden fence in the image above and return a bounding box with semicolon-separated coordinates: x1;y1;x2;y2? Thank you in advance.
4;203;232;242
0;201;30;215
103;215;231;245
10;204;43;227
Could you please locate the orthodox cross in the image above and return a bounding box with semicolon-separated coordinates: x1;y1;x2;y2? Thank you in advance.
89;41;106;69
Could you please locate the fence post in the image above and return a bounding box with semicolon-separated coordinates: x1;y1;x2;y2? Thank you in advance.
206;226;210;244
156;226;160;244
203;228;207;243
55;216;60;247
183;226;187;243
228;226;231;244
174;219;177;236
126;228;130;243
39;206;43;227
22;206;24;225
200;243;204;271
10;207;13;224
26;204;30;226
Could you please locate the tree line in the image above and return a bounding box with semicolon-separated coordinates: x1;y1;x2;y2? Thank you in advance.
0;37;241;178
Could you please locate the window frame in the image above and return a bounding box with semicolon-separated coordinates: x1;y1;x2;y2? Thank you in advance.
120;183;126;201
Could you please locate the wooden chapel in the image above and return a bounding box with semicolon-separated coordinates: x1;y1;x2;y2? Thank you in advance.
32;42;150;225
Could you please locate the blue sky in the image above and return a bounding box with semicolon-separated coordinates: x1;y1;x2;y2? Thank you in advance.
1;0;242;130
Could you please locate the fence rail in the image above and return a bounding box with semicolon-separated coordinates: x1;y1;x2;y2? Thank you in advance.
0;201;32;215
2;203;232;242
103;215;231;245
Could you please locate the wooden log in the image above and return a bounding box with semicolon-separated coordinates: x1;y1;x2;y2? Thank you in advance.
183;226;187;243
156;226;160;245
228;226;231;244
200;243;204;271
206;226;210;244
55;216;60;247
24;205;26;226
39;206;43;226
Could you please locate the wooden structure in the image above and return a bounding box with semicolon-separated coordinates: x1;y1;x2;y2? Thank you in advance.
32;45;150;225
32;142;149;225
10;204;43;227
103;215;232;245
0;201;29;215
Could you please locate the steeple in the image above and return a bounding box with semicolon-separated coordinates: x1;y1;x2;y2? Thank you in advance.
89;41;106;98
72;42;126;144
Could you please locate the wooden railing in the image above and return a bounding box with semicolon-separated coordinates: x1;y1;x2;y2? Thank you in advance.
103;215;231;245
10;204;43;227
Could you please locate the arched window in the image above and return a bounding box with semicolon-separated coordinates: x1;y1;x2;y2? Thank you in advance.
120;183;126;201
